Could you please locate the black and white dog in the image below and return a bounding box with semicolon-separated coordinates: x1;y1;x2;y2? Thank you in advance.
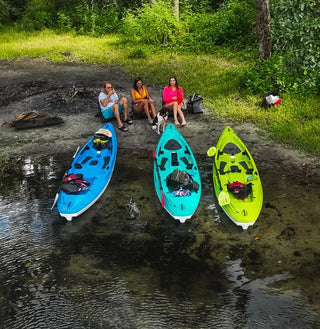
152;107;169;134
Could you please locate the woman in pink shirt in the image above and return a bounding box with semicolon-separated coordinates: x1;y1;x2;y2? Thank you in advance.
162;76;187;126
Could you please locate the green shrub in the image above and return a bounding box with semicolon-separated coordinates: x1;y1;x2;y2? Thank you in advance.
121;0;256;52
0;0;10;25
21;0;55;30
240;55;284;94
121;0;182;45
269;0;320;95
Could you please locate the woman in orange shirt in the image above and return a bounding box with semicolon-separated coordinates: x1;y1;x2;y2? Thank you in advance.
131;78;156;124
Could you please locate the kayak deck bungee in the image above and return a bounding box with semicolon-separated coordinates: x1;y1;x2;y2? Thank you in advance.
208;126;263;229
56;123;117;221
153;123;201;223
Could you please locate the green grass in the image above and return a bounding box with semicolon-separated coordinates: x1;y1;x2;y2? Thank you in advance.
1;29;319;154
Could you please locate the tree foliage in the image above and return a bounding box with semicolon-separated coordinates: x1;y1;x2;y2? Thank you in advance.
121;0;255;52
243;0;320;95
0;0;318;96
271;0;320;94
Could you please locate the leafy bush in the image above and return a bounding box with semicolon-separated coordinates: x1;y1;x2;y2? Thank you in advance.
270;0;320;95
121;0;182;45
121;0;256;52
0;0;10;25
242;0;320;96
179;0;255;52
21;0;55;30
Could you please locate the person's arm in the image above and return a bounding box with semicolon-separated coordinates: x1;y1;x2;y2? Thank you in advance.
145;86;153;102
162;86;172;104
99;92;110;107
131;88;138;103
177;87;184;104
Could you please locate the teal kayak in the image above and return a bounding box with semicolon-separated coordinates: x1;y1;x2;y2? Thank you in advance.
55;123;117;221
207;126;263;229
153;123;201;222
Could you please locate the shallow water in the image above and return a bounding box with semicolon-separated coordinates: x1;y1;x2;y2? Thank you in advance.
0;153;320;329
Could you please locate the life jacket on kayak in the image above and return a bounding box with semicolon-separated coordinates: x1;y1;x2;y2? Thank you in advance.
227;181;252;199
93;128;112;150
60;173;90;193
166;169;199;193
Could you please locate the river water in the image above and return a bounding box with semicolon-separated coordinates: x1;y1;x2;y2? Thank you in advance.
0;153;320;329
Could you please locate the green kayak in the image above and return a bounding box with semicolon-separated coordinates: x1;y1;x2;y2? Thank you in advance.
207;126;263;229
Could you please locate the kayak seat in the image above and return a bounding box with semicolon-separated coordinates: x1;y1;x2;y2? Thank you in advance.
230;165;241;173
89;160;98;165
223;142;241;155
165;139;182;151
102;156;110;169
181;157;193;170
239;161;253;174
82;156;92;164
219;161;227;174
171;152;179;166
159;157;168;170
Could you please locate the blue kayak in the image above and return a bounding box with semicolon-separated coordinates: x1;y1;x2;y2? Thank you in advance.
55;123;117;221
153;123;201;223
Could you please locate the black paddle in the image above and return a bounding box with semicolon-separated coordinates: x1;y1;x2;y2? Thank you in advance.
152;148;165;207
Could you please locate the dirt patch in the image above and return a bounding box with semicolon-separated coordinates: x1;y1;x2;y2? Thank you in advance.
1;58;319;178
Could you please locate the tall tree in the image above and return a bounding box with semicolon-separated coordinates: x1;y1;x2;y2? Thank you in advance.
256;0;271;59
172;0;179;19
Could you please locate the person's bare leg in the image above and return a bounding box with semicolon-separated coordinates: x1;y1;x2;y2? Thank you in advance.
121;97;128;120
178;106;187;125
143;102;153;123
149;102;156;119
133;102;144;116
172;102;179;125
112;104;123;127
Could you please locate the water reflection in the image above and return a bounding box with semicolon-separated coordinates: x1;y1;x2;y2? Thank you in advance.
0;154;319;328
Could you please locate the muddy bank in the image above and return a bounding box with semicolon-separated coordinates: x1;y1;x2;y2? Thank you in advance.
0;58;319;178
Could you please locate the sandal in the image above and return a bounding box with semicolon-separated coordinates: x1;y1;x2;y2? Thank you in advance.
181;121;187;126
123;119;133;125
174;121;180;126
117;125;128;132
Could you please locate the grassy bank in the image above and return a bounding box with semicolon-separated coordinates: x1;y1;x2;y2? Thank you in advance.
1;29;319;155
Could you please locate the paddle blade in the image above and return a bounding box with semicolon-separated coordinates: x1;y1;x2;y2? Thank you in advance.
207;146;217;157
218;191;230;206
51;193;59;210
161;190;165;207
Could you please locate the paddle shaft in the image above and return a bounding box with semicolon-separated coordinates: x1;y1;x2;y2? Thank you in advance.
212;155;224;192
153;149;165;207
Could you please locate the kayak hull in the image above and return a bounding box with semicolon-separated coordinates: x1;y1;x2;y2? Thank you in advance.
212;126;263;229
56;123;117;220
153;124;201;222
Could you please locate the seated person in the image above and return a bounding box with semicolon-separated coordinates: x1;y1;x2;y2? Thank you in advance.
131;77;156;124
162;76;187;126
99;81;133;131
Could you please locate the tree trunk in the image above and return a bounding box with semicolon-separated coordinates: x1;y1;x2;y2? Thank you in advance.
256;0;271;59
172;0;179;20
